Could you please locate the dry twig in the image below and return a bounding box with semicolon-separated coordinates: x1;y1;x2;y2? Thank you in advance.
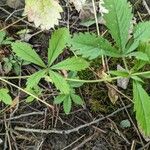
15;104;132;134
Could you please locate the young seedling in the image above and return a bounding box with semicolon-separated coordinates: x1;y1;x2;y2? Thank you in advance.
69;0;150;136
10;28;89;114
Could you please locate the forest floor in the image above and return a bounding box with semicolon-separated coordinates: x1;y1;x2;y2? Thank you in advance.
0;0;150;150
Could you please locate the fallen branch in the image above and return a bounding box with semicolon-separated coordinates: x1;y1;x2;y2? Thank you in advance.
15;104;132;134
0;111;44;123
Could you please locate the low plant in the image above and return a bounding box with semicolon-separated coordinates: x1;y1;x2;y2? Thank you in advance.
69;0;150;136
0;0;150;136
0;28;89;114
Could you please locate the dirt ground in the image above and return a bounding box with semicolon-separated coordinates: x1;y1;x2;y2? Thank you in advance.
0;0;150;150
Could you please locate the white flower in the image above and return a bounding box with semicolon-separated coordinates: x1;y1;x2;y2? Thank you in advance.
23;0;63;30
99;0;109;16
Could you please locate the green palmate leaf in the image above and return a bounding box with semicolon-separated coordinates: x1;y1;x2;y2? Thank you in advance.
0;31;6;44
131;76;144;83
131;42;150;72
51;57;89;71
11;42;46;67
133;81;150;136
48;28;70;66
127;22;150;53
0;31;13;45
26;96;35;103
132;61;147;72
103;0;132;51
54;93;84;114
1;37;13;45
71;94;84;105
26;70;46;89
26;85;42;103
63;95;72;114
0;89;12;105
0;31;12;45
68;72;83;88
138;71;150;79
69;33;102;59
54;94;67;104
69;32;120;59
49;70;70;94
127;52;149;61
140;74;150;79
138;42;150;62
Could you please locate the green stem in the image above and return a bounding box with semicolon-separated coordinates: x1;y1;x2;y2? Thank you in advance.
0;75;121;83
0;71;149;83
66;77;120;83
122;57;129;71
